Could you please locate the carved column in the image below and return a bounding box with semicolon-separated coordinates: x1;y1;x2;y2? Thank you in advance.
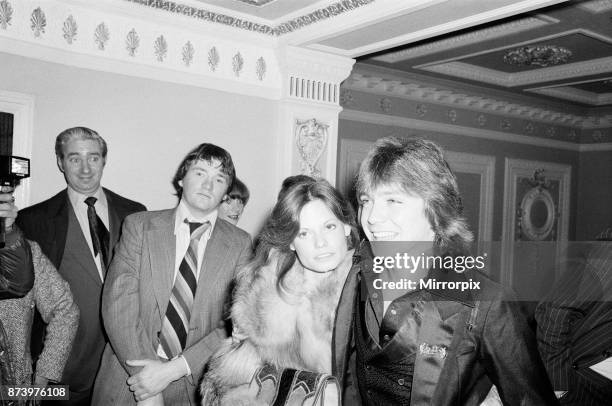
275;46;355;188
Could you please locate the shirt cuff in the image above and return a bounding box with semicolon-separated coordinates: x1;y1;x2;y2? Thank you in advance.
178;355;191;377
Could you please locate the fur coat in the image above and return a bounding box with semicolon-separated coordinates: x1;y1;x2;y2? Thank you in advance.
201;248;355;405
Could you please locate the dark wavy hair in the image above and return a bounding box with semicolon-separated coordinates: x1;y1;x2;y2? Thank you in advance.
251;176;358;294
172;143;235;196
356;136;473;253
227;177;250;205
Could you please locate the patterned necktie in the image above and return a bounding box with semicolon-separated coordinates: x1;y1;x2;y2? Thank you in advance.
84;196;109;270
159;220;211;358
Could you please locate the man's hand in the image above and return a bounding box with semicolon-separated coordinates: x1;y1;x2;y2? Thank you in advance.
0;187;17;230
126;358;187;401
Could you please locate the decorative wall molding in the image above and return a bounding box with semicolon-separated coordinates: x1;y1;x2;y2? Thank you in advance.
444;151;495;243
123;0;376;36
0;90;34;207
371;16;556;62
0;0;281;99
501;158;570;287
343;72;612;130
295;118;329;177
340;109;612;152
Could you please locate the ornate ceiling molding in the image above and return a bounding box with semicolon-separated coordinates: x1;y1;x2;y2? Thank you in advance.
503;45;572;67
528;86;612;106
371;16;556;62
341;109;612;152
343;72;612;129
418;55;612;88
124;0;375;36
235;0;277;6
341;109;583;151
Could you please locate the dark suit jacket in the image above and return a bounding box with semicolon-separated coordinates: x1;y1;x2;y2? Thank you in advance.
16;188;146;394
535;242;612;405
333;243;558;406
92;209;252;405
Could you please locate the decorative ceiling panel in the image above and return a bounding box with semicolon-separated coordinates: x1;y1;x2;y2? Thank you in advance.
527;77;612;105
361;0;612;107
572;79;612;94
461;32;612;73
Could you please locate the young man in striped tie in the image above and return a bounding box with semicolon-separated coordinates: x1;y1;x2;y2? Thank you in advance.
93;143;252;405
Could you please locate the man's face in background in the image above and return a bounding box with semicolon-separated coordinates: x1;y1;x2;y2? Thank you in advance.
57;138;106;195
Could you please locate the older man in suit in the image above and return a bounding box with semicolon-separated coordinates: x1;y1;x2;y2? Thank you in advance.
93;143;251;405
17;127;146;405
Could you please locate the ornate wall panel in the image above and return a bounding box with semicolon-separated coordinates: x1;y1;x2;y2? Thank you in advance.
501;158;571;290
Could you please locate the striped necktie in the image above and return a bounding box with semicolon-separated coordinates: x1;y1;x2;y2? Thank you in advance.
159;220;210;358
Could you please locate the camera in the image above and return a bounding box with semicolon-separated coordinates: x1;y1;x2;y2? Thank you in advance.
0;155;30;187
1;155;30;248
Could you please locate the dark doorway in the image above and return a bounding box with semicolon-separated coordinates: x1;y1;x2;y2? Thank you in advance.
0;112;14;155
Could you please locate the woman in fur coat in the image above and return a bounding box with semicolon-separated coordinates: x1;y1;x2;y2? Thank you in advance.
201;177;358;405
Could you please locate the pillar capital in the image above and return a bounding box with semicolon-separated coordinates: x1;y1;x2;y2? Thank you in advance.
275;46;355;188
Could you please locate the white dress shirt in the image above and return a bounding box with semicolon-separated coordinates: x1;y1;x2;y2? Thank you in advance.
67;186;108;281
172;200;217;282
590;357;612;381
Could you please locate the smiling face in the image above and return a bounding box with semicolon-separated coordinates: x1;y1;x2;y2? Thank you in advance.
219;197;245;225
179;159;230;218
290;199;351;273
359;184;435;243
57;138;106;195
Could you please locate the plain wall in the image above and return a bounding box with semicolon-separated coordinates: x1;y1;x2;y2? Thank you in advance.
0;52;277;235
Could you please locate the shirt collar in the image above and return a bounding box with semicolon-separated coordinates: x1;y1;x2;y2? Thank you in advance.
67;185;107;209
174;199;217;236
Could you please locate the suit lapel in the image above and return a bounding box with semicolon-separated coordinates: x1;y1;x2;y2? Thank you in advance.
64;197;105;286
148;210;176;319
104;189;121;255
46;190;70;268
190;221;231;329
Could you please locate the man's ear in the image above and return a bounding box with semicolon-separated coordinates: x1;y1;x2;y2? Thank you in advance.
56;156;65;173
